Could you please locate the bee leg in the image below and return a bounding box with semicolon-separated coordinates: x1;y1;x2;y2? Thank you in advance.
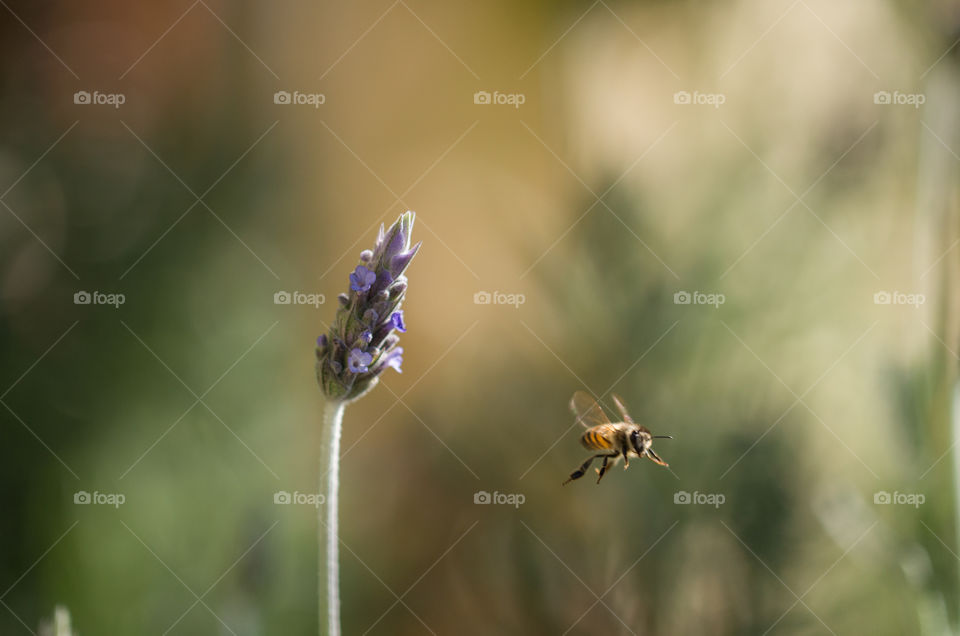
622;448;630;469
595;455;611;483
596;454;620;483
645;448;669;467
563;454;602;485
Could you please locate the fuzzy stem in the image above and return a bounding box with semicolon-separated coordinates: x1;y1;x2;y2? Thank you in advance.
319;399;345;636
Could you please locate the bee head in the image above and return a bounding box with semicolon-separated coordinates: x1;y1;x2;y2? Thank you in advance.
629;429;649;455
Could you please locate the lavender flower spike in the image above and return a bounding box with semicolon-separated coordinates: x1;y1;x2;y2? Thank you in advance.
316;211;420;402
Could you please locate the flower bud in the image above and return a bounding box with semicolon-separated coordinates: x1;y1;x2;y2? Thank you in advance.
316;211;419;402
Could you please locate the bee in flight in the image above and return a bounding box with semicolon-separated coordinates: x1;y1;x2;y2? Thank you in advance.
563;391;672;485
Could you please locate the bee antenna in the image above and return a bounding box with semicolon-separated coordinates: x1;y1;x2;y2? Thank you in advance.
653;435;673;439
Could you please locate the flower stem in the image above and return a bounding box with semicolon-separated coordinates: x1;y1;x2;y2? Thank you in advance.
319;399;345;636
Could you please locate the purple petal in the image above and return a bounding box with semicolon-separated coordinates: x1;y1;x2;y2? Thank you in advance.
370;270;393;296
390;311;407;333
384;229;405;261
350;265;375;292
389;241;421;278
347;348;373;373
384;347;404;373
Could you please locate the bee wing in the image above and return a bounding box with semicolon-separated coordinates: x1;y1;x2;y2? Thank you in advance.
610;393;634;423
570;391;611;428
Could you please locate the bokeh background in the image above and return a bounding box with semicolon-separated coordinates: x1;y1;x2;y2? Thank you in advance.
1;0;959;634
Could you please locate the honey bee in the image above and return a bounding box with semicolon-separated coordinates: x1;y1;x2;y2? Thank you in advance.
562;391;672;485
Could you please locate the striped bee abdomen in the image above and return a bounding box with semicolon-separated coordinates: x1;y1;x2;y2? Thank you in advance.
580;427;613;450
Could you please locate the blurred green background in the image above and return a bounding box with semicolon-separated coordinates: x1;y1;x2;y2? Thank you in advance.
1;0;959;634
